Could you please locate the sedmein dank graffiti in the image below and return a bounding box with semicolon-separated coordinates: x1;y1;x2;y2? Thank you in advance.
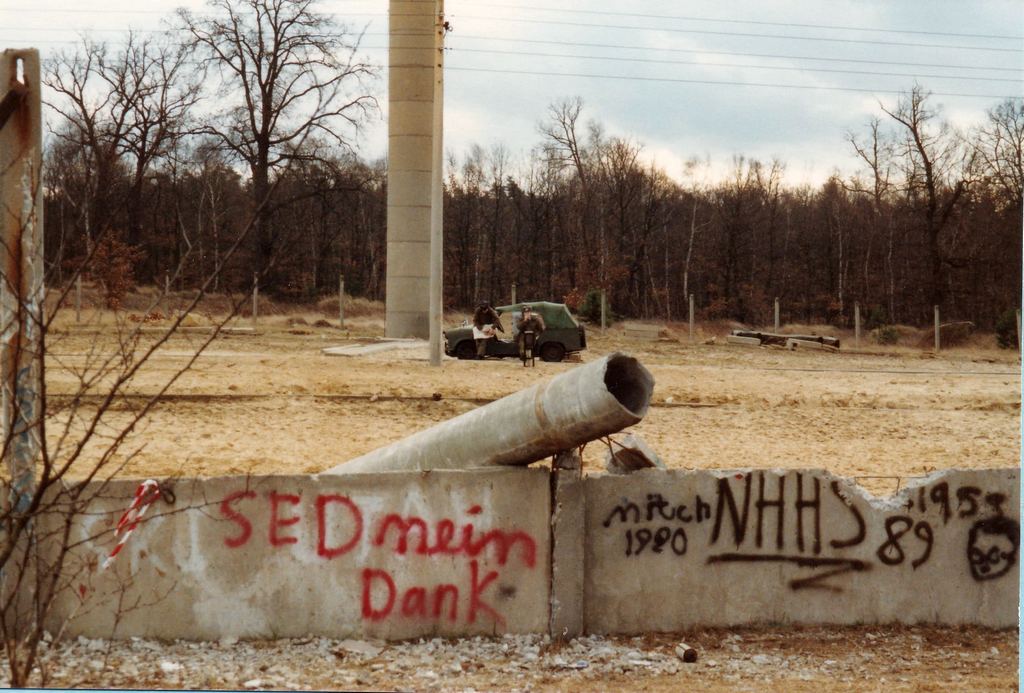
218;490;539;628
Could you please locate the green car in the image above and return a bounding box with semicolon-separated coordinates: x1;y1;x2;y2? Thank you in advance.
444;301;587;362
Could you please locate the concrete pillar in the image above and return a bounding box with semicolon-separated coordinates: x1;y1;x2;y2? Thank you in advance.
0;49;43;511
934;305;940;352
549;450;584;639
386;0;444;340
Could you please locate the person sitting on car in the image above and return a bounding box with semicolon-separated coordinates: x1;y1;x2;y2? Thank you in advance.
516;305;545;359
472;300;504;359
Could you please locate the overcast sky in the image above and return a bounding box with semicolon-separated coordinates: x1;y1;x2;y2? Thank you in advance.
3;0;1022;186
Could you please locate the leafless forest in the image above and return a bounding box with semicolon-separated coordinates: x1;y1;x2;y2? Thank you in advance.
41;3;1023;330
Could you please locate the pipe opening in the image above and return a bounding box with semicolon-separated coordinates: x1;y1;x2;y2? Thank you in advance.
603;354;654;418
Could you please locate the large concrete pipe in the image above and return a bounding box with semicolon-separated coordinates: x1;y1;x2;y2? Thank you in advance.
327;353;654;474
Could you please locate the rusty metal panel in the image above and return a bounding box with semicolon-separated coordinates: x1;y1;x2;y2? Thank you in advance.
0;49;43;512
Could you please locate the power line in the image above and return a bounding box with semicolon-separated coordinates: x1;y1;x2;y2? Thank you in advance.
453;14;1024;54
454;35;1022;75
451;47;1022;85
469;3;1024;42
447;66;1023;101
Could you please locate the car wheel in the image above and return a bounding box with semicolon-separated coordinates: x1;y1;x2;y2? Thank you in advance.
455;341;477;360
539;342;566;362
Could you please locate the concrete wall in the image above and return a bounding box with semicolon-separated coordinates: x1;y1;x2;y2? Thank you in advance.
584;468;1019;632
45;467;1018;640
48;469;550;640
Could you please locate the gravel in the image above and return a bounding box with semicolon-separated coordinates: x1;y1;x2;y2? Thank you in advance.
4;626;1016;691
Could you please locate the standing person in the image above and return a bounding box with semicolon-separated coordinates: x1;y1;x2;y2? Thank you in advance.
472;300;503;359
516;305;545;360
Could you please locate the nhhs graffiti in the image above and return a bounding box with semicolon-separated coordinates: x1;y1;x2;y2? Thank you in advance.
600;472;1019;592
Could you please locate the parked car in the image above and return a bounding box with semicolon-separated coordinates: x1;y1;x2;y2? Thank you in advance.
444;301;587;362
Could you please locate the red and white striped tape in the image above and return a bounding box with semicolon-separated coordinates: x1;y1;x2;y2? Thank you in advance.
102;479;161;570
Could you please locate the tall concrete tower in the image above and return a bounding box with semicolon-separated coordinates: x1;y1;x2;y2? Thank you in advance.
386;0;444;355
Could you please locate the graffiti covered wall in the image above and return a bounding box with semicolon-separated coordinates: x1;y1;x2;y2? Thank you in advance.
50;469;551;640
585;468;1019;632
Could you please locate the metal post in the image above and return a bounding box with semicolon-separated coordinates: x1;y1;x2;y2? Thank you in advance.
511;282;517;306
689;293;695;344
339;274;345;329
934;305;940;352
600;289;607;334
252;273;258;331
774;297;780;332
854;301;861;348
0;49;43;510
75;273;81;323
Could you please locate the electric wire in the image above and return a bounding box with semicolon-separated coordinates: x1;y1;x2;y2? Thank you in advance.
451;47;1022;85
453;14;1024;54
446;65;1022;100
467;2;1024;42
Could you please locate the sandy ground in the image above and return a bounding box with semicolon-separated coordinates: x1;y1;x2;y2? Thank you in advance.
33;310;1021;691
44;315;1020;498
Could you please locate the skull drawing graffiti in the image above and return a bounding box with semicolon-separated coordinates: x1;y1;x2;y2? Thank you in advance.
967;517;1020;581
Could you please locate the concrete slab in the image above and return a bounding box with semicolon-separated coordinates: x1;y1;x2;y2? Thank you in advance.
46;469;551;640
786;338;839;352
323;339;429;356
726;335;762;347
550;452;585;639
584;468;1019;632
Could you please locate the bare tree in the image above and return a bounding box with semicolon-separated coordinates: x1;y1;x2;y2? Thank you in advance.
180;0;376;286
44;34;198;304
974;99;1024;212
880;85;974;312
848;117;898;321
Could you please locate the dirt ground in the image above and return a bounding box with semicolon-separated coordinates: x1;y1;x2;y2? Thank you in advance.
37;305;1022;690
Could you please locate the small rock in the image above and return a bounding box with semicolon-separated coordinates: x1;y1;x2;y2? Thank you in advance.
242;678;262;689
219;636;239;647
336;638;385;658
604;433;665;474
751;654;772;665
675;644;698;663
160;661;182;674
990;647;1000;656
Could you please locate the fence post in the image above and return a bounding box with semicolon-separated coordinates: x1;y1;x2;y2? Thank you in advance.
75;274;81;323
339;274;345;329
854;301;860;348
1016;308;1021;353
689;293;695;344
164;271;170;296
252;273;258;331
511;282;517;306
934;305;940;352
600;289;606;334
774;297;780;332
0;49;43;511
